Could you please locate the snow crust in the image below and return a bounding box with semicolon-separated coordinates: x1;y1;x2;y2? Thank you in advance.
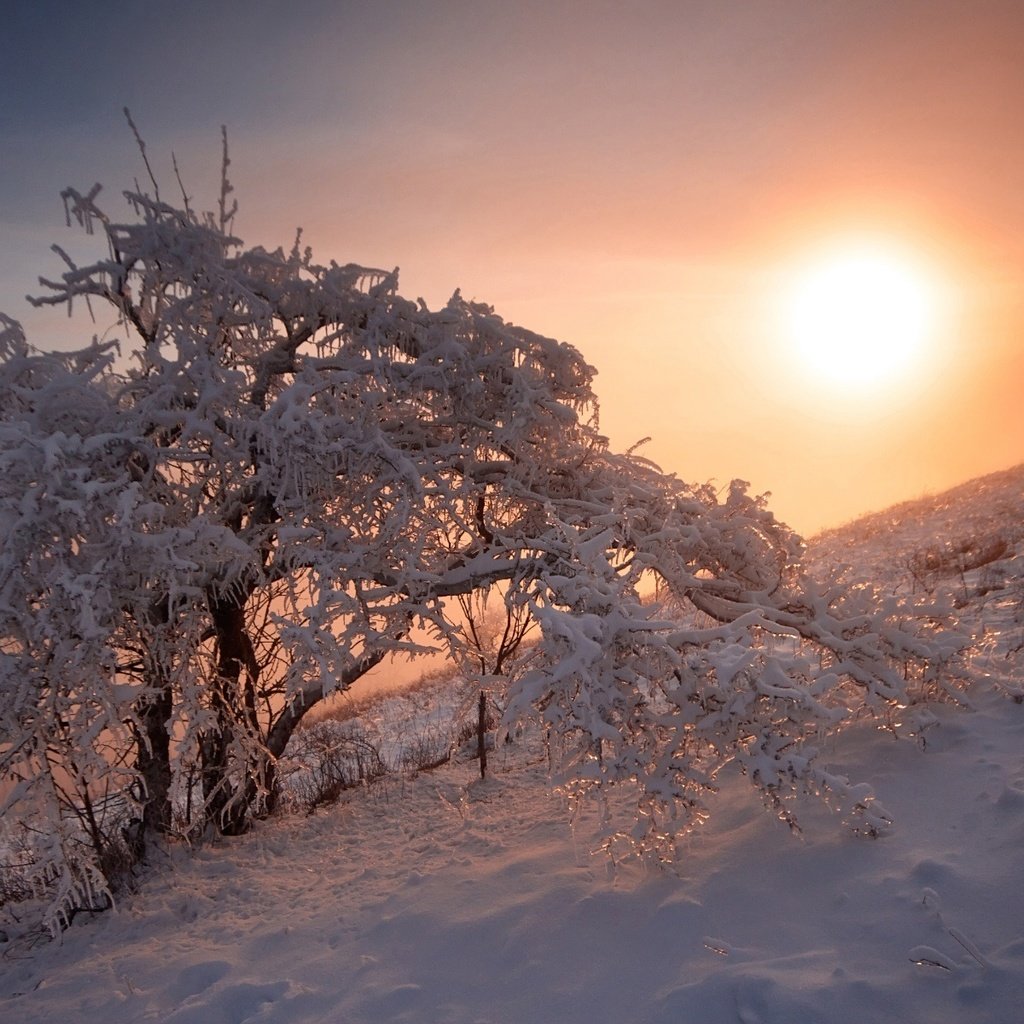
3;693;1024;1023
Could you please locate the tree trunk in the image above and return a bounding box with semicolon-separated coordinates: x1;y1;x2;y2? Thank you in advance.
199;693;233;833
135;596;175;843
202;593;256;836
136;680;173;838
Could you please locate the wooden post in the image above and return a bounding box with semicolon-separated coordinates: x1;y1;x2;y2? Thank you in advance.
478;689;487;780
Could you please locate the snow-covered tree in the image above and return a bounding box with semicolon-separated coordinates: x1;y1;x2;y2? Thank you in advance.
0;140;963;931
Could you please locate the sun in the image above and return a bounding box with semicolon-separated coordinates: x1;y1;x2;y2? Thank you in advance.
786;244;936;387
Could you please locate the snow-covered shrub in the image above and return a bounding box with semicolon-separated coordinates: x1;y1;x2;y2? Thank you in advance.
905;532;1012;601
279;720;385;812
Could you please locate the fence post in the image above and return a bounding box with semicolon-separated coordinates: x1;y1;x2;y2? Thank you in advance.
478;689;487;780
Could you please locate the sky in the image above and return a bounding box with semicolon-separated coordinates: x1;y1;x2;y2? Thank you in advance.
2;0;1022;536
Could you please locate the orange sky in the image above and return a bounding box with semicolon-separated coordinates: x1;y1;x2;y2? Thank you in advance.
3;1;1022;536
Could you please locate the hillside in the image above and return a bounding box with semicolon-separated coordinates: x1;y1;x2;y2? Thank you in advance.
807;462;1024;585
2;466;1024;1024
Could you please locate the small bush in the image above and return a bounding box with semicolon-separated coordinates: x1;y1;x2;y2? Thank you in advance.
397;729;453;773
281;721;386;813
905;532;1012;596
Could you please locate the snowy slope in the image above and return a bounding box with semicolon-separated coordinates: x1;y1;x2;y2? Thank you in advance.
805;462;1024;587
3;468;1024;1024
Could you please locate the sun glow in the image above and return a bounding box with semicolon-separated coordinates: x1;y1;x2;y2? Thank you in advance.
786;244;936;387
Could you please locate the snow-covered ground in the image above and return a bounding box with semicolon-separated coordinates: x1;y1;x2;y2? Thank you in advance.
3;466;1024;1024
